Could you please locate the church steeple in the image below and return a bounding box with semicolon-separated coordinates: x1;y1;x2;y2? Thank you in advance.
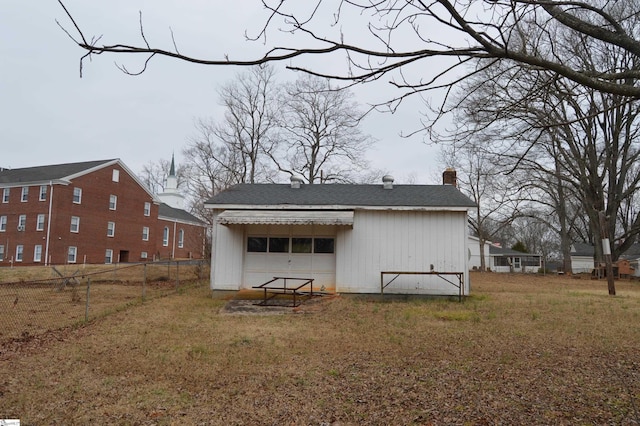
169;154;176;177
157;154;184;209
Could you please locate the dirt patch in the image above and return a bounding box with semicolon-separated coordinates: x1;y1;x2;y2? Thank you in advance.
222;292;339;315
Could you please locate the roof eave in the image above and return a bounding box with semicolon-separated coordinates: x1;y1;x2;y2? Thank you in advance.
204;203;473;211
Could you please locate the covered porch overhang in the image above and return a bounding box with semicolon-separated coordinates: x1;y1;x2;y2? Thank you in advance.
216;210;354;227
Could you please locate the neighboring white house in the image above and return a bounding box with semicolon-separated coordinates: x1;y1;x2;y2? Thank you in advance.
204;175;476;296
468;235;490;271
489;245;542;273
570;243;596;274
468;236;542;273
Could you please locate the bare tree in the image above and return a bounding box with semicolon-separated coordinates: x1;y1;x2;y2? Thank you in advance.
444;2;640;293
181;122;238;226
139;158;187;195
56;0;640;103
442;142;524;271
212;65;280;184
272;75;376;183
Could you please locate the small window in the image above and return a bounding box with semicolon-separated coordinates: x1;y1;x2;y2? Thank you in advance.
73;187;82;204
68;246;77;263
269;237;289;253
314;238;335;254
70;216;80;233
142;226;149;241
247;237;267;253
16;245;24;262
141;251;148;259
0;244;4;261
109;195;117;210
163;227;169;246
39;185;47;201
34;245;43;262
107;222;115;237
178;229;184;248
112;169;120;182
21;186;29;202
18;215;26;228
144;202;151;216
292;238;312;253
105;249;113;264
2;188;9;203
36;214;46;231
0;216;6;232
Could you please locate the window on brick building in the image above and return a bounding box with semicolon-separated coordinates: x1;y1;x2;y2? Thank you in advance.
16;245;24;262
34;245;42;262
18;215;26;229
107;222;115;237
39;185;47;201
21;186;28;202
109;195;117;210
70;216;80;233
105;249;113;264
144;202;151;216
2;188;9;203
142;226;149;241
73;187;82;204
0;216;6;232
163;227;169;246
178;229;184;248
68;246;77;263
36;214;45;231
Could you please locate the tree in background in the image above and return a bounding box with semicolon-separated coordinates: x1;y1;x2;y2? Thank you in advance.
439;1;640;293
210;64;281;184
272;75;376;183
58;1;640;106
441;142;524;271
139;158;187;195
511;241;528;253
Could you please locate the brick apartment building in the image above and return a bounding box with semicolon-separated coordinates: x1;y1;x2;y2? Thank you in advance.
0;159;206;266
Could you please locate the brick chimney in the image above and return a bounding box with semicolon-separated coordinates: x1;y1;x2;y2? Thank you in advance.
442;168;457;187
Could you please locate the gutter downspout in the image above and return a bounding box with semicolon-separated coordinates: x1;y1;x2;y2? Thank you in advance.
172;220;177;259
44;182;54;266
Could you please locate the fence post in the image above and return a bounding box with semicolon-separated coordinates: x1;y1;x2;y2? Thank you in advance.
175;260;180;291
143;263;147;301
85;278;91;322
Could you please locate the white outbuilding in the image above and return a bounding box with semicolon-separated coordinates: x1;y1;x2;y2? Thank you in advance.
204;174;476;297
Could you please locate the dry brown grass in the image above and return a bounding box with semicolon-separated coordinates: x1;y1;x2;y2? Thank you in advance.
1;272;639;425
0;262;208;342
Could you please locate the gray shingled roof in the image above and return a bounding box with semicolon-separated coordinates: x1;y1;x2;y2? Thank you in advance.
159;203;206;225
489;245;540;257
570;243;595;257
572;242;640;259
0;159;116;185
205;183;476;208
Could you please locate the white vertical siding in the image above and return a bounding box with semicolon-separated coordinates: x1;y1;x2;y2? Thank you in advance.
212;223;339;290
336;210;469;295
571;256;595;274
211;217;244;290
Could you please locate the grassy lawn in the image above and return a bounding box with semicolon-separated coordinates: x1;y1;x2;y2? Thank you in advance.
1;272;639;425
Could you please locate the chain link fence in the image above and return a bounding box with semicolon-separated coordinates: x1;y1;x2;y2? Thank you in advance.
0;260;210;344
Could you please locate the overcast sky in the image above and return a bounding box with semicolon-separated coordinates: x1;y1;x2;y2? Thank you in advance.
1;2;446;184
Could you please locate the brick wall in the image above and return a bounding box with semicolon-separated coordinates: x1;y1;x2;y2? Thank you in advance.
0;163;206;267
